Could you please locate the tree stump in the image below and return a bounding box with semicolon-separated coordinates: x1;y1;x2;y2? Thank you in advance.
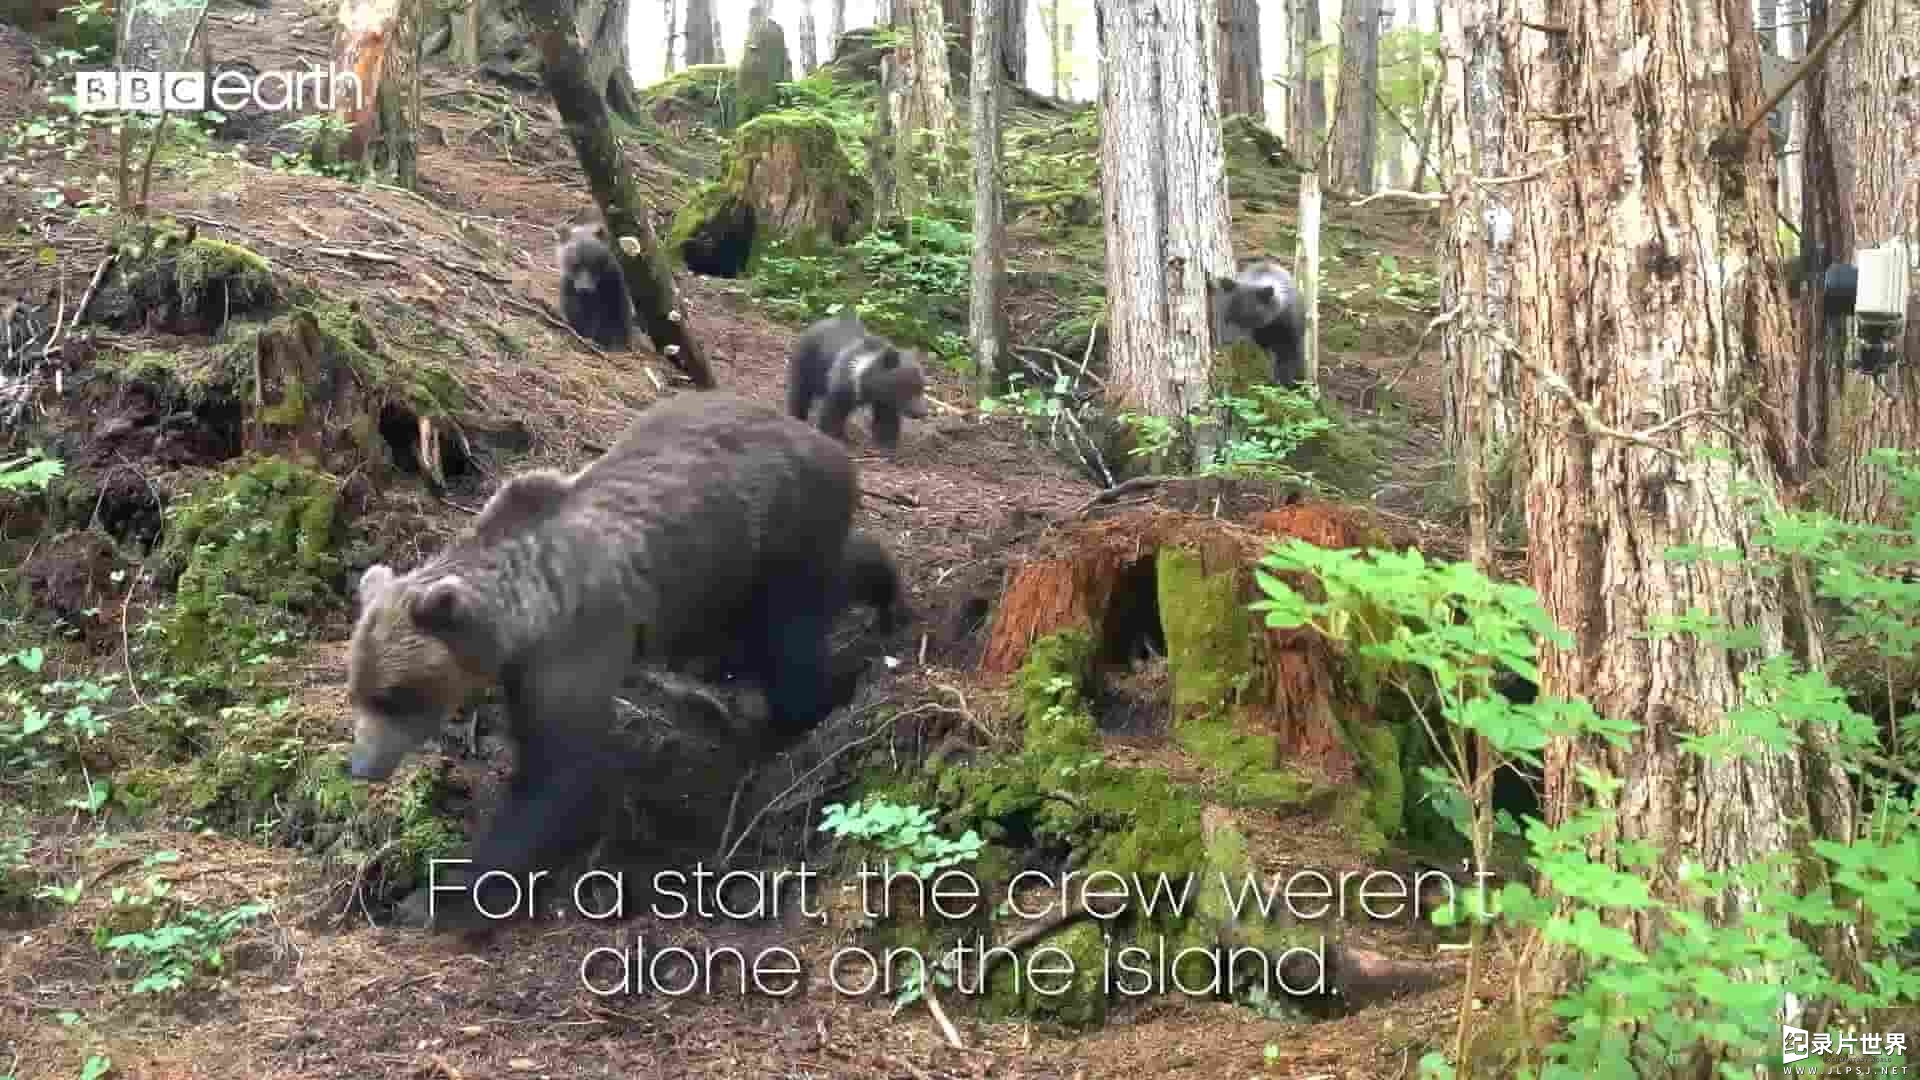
671;111;870;277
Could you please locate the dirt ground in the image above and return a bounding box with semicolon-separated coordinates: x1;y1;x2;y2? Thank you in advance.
0;2;1490;1075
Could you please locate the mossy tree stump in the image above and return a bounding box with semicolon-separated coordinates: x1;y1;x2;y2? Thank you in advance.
671;109;870;278
978;504;1408;847
734;17;792;125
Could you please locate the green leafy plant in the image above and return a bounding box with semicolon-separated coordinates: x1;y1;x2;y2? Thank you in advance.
818;796;984;879
0;449;64;492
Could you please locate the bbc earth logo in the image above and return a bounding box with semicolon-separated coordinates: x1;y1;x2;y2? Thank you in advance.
73;67;364;114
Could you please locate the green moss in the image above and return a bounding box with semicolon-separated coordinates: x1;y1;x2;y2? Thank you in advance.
151;456;345;683
1330;719;1400;856
174;238;273;311
1013;630;1098;756
1022;919;1108;1027
672;109;871;264
639;64;739;129
735;18;791;124
299;302;465;415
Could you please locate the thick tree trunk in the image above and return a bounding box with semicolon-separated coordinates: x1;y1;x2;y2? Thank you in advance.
334;0;423;185
1327;0;1380;192
886;0;955;218
1505;0;1855;1029
798;0;819;72
1098;0;1235;470
1438;0;1521;531
970;0;1009;393
1816;0;1920;526
515;0;715;389
1215;0;1262;119
427;0;637;120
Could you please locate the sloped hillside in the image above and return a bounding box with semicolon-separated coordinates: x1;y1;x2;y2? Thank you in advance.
0;2;1480;1077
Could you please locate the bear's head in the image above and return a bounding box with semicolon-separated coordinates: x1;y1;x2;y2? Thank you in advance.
345;564;497;782
864;348;931;418
1209;275;1285;347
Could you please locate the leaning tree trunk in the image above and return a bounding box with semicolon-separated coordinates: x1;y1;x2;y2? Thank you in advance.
1816;0;1920;526
1437;0;1522;535
515;0;715;389
970;0;1009;394
684;0;717;64
1216;0;1262;119
1098;0;1235;471
1327;0;1381;191
1505;0;1858;1042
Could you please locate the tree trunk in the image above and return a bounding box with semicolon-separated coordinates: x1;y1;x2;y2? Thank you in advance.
514;0;715;389
334;0;423;186
970;0;1009;394
1215;0;1262;119
885;0;955;219
1002;0;1026;86
1043;0;1063;96
831;0;846;55
1815;0;1920;526
942;0;971;55
1098;0;1235;470
1505;0;1855;1028
683;0;715;63
662;0;677;73
1438;0;1521;532
798;0;818;72
713;8;726;63
1327;0;1381;192
426;0;638;121
1288;0;1323;158
1773;0;1804;228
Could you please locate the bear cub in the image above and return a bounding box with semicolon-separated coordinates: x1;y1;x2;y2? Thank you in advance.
557;223;634;350
1211;258;1307;388
344;392;872;931
787;311;931;453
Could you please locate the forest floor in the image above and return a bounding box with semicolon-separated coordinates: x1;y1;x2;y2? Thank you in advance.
0;2;1497;1077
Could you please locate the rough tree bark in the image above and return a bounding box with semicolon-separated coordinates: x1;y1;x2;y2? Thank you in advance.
970;0;1009;393
1816;0;1920;526
883;0;955;220
1438;0;1521;532
1327;0;1381;192
798;0;819;72
515;0;715;389
1505;0;1857;1032
1215;0;1262;119
1003;0;1026;85
333;0;423;185
1098;0;1235;470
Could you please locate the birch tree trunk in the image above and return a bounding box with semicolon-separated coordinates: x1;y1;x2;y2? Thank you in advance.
1327;0;1380;192
1816;0;1920;526
683;0;717;64
1215;0;1262;119
1098;0;1235;470
1774;0;1804;227
1505;0;1857;1022
970;0;1009;393
1438;0;1521;532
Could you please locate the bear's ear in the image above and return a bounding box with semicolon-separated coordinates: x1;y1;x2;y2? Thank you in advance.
591;223;610;242
878;349;901;370
357;564;396;606
1252;285;1276;302
1211;275;1238;294
408;576;479;636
